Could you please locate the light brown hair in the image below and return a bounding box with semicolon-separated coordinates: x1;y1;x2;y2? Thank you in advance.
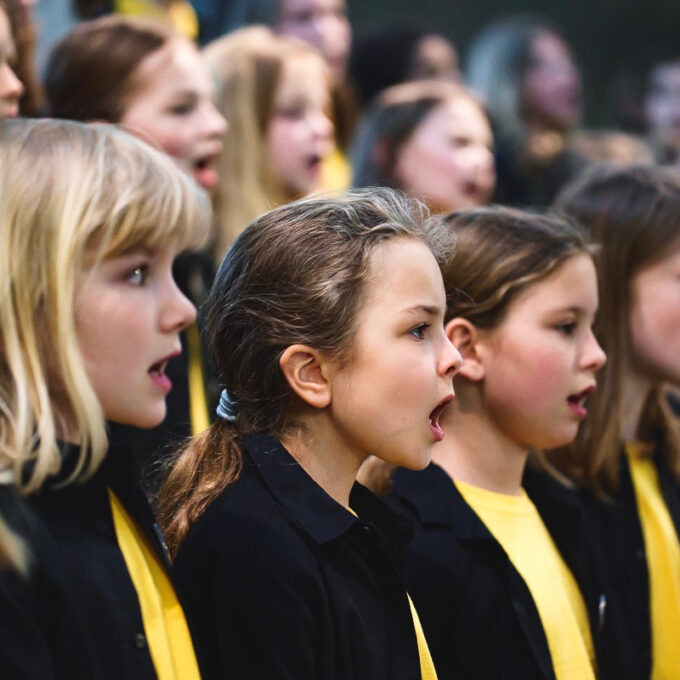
550;162;680;495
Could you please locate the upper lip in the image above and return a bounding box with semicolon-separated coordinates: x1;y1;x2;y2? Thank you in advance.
567;384;595;402
148;347;181;373
430;393;454;420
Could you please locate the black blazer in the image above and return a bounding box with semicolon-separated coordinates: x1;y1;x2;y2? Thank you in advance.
173;432;424;680
578;445;680;680
23;442;177;680
388;463;623;680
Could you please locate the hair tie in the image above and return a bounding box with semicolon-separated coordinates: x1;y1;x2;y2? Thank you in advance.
216;388;239;422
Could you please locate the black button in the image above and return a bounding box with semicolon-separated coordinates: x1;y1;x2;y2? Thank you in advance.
134;632;147;650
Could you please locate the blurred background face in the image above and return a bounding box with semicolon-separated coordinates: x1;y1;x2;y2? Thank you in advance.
407;34;460;83
266;54;334;197
393;96;495;213
644;59;680;152
521;31;581;131
276;0;351;83
121;38;227;190
0;6;23;118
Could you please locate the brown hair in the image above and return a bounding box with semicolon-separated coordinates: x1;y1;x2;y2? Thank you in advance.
351;79;489;190
44;15;175;122
157;187;448;555
549;162;680;495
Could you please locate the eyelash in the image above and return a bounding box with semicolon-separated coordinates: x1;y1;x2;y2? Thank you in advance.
555;321;577;335
169;103;196;116
409;323;430;340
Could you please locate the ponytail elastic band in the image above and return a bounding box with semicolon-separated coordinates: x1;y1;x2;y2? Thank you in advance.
216;389;239;422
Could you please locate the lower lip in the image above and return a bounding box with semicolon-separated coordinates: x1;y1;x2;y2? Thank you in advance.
567;401;587;419
150;372;172;393
195;165;218;189
430;419;444;441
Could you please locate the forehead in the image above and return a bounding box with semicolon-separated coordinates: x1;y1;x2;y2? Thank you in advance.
132;38;210;94
530;31;570;63
276;53;328;97
361;237;444;310
506;253;597;318
649;61;680;89
415;96;489;137
0;8;14;54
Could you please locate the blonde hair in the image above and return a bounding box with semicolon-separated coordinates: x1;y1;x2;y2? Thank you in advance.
0;118;211;494
203;25;331;260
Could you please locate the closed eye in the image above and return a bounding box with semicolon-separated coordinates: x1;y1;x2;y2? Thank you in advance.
555;321;577;335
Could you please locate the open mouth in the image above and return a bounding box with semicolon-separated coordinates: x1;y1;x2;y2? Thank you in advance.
193;154;219;189
148;355;176;393
567;385;594;419
429;395;454;441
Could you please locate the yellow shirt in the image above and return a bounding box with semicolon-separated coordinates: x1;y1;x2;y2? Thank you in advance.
626;444;680;679
455;479;595;680
320;146;352;191
349;507;437;679
114;0;199;39
108;490;201;680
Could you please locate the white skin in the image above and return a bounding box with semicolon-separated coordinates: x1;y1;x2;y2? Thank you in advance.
266;54;334;198
393;96;496;213
623;245;680;440
279;237;461;508
74;242;196;429
521;31;581;133
0;6;23;118
121;38;227;190
276;0;351;84
434;253;606;494
644;60;680;154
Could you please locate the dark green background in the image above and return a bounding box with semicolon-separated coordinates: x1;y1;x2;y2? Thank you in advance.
347;0;680;128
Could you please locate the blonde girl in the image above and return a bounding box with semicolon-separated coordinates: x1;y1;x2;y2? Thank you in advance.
0;118;210;679
386;207;622;679
203;25;335;259
550;163;680;680
351;80;496;215
157;187;461;679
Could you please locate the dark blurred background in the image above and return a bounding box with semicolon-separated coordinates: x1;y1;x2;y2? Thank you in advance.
348;0;680;128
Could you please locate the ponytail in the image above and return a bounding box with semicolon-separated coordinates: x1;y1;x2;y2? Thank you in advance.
156;419;244;558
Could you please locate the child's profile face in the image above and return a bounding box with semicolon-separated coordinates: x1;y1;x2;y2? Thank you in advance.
323;237;460;470
121;39;227;190
644;60;680;152
276;0;351;83
393;96;495;213
266;55;334;198
74;242;196;429
629;245;680;386
0;7;23;118
477;253;605;450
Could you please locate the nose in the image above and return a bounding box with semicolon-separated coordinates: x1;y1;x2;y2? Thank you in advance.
161;277;197;334
0;63;24;102
439;334;463;379
310;109;334;140
202;100;228;140
581;329;606;372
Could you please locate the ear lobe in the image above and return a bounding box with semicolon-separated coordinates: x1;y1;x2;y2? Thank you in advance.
279;344;331;409
445;317;485;382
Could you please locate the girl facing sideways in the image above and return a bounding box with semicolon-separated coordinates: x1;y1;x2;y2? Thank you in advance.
203;25;335;259
157;188;461;679
0;118;211;678
351;80;495;215
44;15;227;458
44;14;226;194
550;163;680;680
386;207;619;679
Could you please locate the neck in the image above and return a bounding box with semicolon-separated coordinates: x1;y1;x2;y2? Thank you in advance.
279;413;364;509
433;399;527;495
621;370;654;442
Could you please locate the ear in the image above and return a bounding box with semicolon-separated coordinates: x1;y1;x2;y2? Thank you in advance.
445;317;485;382
279;344;331;409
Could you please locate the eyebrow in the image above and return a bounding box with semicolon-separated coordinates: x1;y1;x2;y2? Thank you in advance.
402;304;442;317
